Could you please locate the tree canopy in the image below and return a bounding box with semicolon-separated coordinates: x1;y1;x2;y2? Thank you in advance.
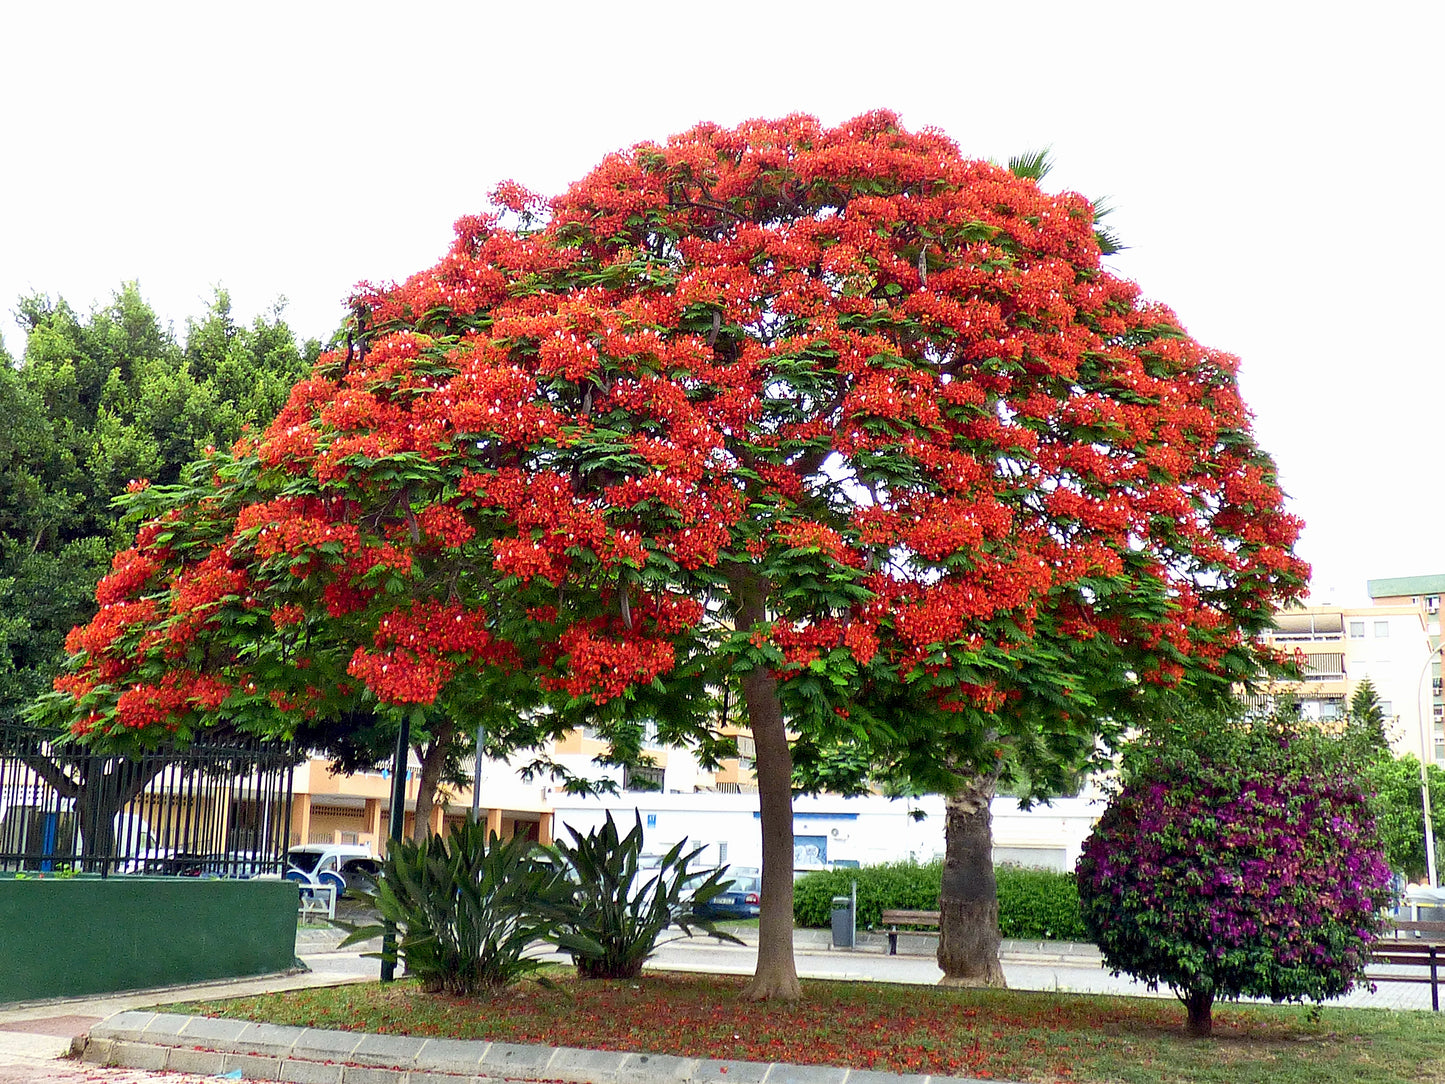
44;112;1307;998
0;285;317;723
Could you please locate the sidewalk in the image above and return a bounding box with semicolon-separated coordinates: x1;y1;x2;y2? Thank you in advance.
0;945;378;1081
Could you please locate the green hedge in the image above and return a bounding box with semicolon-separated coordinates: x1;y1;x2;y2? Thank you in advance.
794;861;939;929
793;861;1088;942
996;865;1088;941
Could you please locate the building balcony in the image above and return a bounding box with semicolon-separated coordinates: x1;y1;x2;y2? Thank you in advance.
1267;612;1345;642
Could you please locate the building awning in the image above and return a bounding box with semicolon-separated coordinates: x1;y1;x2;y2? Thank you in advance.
1272;612;1344;637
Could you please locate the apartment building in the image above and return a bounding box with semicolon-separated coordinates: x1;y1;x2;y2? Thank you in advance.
1260;601;1434;763
1369;574;1445;766
289;721;759;854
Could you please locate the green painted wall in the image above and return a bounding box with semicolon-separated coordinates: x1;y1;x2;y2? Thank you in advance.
0;877;297;1003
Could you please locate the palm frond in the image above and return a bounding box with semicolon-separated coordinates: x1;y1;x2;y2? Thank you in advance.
1007;148;1053;182
1089;196;1127;255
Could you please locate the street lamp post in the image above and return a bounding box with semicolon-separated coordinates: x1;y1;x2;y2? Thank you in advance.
1415;645;1440;887
470;722;485;823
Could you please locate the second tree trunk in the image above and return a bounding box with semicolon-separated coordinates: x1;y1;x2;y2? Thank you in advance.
937;776;1006;987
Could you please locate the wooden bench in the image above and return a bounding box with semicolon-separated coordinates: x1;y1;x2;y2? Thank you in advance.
881;909;941;955
1369;920;1445;1011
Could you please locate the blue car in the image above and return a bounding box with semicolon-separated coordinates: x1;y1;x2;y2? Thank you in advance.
694;873;761;920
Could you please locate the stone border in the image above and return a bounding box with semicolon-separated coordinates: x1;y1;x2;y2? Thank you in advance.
78;1011;1004;1084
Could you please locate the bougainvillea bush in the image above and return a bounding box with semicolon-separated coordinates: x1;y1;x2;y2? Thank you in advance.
41;111;1306;998
1076;711;1393;1037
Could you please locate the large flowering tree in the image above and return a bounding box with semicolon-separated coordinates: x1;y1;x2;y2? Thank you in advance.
44;112;1306;1000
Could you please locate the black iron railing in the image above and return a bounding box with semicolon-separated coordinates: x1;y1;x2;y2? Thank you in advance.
0;723;296;877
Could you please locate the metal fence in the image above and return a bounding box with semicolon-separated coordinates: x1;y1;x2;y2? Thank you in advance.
0;723;296;877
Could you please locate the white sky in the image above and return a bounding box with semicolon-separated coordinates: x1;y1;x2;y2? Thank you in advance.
1;1;1439;605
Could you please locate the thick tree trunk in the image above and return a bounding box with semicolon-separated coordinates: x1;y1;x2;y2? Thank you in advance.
75;757;162;873
937;776;1006;988
1185;990;1214;1037
410;719;456;845
731;568;802;1002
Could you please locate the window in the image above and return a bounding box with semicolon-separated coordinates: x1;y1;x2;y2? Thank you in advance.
1374;621;1390;637
1434;703;1444;722
1378;700;1393;717
1349;621;1365;638
623;764;665;792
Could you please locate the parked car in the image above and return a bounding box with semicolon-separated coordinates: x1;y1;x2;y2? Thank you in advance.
692;872;761;920
284;844;381;899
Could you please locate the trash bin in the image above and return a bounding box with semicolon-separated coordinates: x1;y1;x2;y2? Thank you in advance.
831;895;855;948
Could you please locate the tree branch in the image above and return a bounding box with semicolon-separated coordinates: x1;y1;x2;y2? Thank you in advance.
20;753;80;800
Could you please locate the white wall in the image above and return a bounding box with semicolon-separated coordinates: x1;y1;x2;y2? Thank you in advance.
546;789;1104;874
1343;609;1432;760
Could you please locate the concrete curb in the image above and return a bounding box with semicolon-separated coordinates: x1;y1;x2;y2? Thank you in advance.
79;1010;1012;1084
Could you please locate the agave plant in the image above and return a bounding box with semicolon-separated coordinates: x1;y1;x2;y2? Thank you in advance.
339;820;597;994
549;810;742;979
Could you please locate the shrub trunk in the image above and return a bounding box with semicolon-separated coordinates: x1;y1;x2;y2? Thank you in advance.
578;957;646;980
1186;989;1214;1037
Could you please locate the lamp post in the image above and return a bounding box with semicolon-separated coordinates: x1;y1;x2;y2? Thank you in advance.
470;722;485;823
1415;644;1440;887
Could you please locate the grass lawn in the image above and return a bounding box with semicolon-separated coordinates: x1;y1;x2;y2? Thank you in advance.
168;972;1445;1084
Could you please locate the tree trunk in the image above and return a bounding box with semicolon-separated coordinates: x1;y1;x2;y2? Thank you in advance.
74;757;163;873
1185;989;1214;1037
731;568;802;1002
411;719;456;845
937;775;1006;987
76;765;119;874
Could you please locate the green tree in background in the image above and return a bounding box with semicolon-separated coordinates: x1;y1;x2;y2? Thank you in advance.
1330;676;1444;881
0;283;319;722
1362;753;1445;882
1346;677;1391;755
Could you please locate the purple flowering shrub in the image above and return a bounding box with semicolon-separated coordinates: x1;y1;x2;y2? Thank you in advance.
1076;714;1394;1036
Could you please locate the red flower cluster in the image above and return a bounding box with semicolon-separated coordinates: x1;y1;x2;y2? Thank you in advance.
347;600;499;705
114;670;233;729
545;622;676;703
